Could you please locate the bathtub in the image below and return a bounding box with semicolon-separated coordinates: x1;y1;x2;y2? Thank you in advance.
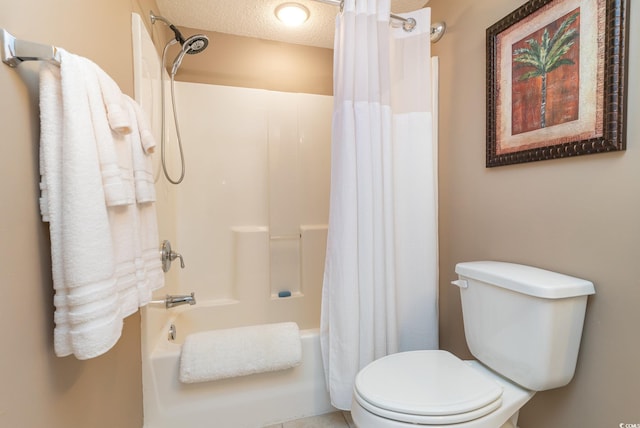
141;303;334;428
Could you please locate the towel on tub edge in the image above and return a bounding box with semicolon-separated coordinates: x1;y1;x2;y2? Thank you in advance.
179;322;302;383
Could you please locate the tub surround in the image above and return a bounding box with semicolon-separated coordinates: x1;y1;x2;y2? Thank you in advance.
133;12;334;427
144;323;332;428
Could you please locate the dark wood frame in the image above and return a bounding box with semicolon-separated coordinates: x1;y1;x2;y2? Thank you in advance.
486;0;628;167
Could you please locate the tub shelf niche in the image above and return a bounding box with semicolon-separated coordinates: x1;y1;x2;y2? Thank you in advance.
269;236;302;299
232;224;327;298
231;226;270;302
271;290;303;300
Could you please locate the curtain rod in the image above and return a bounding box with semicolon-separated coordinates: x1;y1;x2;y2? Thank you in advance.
311;0;446;42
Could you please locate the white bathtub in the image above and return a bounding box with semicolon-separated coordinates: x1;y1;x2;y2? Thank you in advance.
142;304;334;428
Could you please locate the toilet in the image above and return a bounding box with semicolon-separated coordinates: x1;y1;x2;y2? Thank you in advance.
351;261;595;428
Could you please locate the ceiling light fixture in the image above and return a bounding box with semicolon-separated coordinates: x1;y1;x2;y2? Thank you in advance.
275;3;310;27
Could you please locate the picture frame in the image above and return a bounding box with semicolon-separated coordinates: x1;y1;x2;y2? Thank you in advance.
486;0;629;167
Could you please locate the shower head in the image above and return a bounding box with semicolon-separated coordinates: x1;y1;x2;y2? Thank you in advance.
171;34;209;75
150;10;210;74
183;34;209;54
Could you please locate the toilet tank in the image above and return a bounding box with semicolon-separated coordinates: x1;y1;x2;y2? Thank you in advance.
453;261;595;391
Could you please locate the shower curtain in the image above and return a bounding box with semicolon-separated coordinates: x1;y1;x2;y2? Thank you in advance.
320;0;438;410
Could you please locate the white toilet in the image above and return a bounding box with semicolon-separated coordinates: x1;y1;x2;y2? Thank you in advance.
351;261;595;428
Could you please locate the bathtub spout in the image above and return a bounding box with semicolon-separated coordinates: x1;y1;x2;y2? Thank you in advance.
165;292;196;309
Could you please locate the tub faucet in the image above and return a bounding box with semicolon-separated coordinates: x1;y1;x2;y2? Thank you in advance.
165;292;196;309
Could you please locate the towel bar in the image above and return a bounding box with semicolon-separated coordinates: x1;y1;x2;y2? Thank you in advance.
1;28;61;67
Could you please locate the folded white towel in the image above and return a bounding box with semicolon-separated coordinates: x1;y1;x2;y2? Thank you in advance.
82;57;133;207
179;322;302;384
38;61;60;225
92;61;132;135
39;50;164;360
135;202;164;306
39;51;123;359
126;95;157;154
123;95;156;203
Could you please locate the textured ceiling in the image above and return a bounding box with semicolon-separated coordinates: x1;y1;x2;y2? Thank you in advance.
155;0;429;49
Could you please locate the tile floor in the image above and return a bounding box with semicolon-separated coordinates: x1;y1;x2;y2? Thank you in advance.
264;411;355;428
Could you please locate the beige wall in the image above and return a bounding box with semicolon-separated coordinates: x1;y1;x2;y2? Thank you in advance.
0;2;331;427
0;0;159;427
171;27;334;95
5;0;637;426
431;0;640;426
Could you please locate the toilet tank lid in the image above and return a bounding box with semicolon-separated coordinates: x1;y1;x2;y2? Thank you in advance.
455;261;595;299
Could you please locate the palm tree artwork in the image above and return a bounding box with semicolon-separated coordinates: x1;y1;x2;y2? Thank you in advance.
512;10;580;132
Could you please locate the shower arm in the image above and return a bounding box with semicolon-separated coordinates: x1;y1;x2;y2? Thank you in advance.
150;11;186;44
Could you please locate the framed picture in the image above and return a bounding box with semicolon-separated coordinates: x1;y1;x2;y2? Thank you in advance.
486;0;629;167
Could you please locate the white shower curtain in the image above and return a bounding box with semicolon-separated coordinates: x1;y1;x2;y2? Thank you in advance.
320;0;438;410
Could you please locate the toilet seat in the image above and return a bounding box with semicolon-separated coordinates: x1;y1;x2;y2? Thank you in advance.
354;350;504;425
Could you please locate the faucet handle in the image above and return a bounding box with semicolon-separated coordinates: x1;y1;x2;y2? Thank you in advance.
170;250;185;269
161;240;186;272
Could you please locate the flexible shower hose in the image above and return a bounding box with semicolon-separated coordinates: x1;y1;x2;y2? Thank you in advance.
160;39;186;185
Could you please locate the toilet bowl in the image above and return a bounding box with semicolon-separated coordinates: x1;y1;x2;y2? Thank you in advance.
351;351;534;428
350;261;595;428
